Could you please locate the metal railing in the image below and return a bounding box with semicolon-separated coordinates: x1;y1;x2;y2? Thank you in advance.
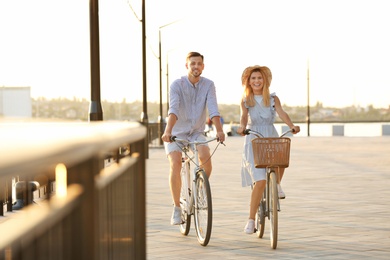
148;122;166;147
0;121;146;259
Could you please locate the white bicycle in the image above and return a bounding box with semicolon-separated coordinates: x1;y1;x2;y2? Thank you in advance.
170;136;224;246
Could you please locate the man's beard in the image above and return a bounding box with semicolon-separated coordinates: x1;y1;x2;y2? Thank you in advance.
191;70;201;77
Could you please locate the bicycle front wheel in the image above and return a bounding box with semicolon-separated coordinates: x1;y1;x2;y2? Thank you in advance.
269;170;278;249
193;169;212;246
179;161;191;236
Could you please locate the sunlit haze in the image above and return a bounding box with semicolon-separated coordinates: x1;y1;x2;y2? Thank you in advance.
1;0;389;108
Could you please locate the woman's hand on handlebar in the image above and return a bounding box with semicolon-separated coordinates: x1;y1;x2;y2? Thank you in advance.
236;125;246;136
291;125;300;134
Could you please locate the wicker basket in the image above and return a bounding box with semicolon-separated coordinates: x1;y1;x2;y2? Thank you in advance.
251;137;291;168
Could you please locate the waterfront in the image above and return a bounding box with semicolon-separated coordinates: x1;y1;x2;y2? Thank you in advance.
266;123;389;137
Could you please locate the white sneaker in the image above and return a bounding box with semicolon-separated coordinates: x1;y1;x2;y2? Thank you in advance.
170;206;183;225
244;219;255;234
278;184;286;199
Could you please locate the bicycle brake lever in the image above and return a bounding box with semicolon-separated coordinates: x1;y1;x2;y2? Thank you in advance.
216;137;226;146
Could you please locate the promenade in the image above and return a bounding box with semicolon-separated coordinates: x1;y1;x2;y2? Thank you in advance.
146;136;390;259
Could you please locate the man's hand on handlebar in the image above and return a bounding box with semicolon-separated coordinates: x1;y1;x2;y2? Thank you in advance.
216;131;226;143
161;132;173;143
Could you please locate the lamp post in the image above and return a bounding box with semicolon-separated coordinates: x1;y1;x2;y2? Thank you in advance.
307;58;310;137
158;28;163;145
158;20;180;145
166;52;169;114
165;48;177;114
89;0;103;121
141;0;149;157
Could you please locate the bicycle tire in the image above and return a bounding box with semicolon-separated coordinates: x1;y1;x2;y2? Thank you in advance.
269;170;278;249
256;192;266;238
194;169;212;246
179;161;191;235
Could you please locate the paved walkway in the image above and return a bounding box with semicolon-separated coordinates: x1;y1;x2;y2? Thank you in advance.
146;136;390;259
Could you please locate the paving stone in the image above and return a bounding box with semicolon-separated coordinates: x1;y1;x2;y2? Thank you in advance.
147;136;390;259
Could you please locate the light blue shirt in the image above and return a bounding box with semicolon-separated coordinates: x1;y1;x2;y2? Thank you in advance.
168;76;220;139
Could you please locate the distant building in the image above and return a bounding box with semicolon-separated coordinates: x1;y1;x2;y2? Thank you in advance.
0;86;32;118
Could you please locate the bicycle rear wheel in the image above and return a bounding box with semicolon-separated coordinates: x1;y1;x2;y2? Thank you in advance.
256;192;266;238
269;170;278;249
194;169;212;246
179;161;191;235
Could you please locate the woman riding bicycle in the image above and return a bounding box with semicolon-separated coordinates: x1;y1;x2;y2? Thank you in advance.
237;65;300;234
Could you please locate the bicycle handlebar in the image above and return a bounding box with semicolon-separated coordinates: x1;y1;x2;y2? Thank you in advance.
244;128;295;138
170;136;224;145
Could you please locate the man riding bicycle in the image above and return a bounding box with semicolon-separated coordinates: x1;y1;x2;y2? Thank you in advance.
161;51;225;225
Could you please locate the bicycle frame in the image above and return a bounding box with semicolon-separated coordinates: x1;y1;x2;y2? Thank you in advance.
179;145;200;216
174;137;218;212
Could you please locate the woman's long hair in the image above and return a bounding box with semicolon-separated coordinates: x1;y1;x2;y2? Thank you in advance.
241;65;272;107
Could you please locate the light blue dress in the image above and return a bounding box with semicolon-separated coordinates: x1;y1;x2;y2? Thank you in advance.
241;93;279;187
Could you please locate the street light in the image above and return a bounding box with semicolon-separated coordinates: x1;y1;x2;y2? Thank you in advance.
158;20;181;145
165;48;178;114
166;52;169;114
307;58;310;137
141;0;149;158
89;0;103;121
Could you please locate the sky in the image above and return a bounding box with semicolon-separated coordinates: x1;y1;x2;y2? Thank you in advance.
1;0;390;109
